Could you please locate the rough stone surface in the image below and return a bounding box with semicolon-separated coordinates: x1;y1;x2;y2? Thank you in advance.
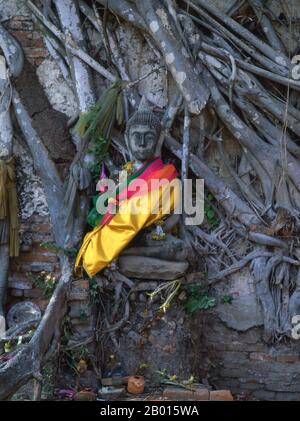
210;390;234;401
215;268;263;331
0;1;29;21
15;60;75;164
109;302;194;380
14;141;49;219
117;24;169;108
191;311;300;400
163;387;209;401
118;255;188;280
37;58;77;119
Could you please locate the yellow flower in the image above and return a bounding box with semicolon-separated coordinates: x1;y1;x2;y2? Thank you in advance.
122;161;134;173
76;359;87;374
4;341;12;353
188;375;195;384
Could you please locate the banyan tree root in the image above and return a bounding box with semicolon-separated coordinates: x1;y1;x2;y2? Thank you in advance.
2;0;300;399
0;1;97;399
0;54;16;337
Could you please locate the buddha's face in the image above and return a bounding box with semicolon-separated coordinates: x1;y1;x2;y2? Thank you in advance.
126;124;158;162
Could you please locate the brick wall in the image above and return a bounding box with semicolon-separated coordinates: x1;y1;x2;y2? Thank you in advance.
5;15;48;66
5;15;56;316
7;215;59;313
193;311;300;401
4;13;92;346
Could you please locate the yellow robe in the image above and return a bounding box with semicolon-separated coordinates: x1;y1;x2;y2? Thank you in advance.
75;179;181;278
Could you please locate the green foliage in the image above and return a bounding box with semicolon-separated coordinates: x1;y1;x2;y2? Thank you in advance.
153;370;196;389
41;241;77;258
89;278;100;305
41;365;55;399
62;345;89;377
184;284;216;314
26;271;57;298
79;309;88;321
74;81;123;142
88;136;107;180
61;315;73;346
74;81;124;181
205;193;219;228
221;294;234;304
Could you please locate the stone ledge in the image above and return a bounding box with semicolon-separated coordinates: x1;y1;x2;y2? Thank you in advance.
162;387;233;401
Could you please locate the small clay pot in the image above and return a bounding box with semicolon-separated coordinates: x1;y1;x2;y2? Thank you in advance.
127;375;145;395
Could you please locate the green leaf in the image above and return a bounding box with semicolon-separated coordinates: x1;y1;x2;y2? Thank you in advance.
206;209;215;220
221;294;233;304
184;295;216;313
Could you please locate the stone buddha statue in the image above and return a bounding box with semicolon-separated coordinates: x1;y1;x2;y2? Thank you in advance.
117;99;189;280
75;98;188;280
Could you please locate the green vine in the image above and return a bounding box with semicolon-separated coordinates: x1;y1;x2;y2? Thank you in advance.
26;271;57;299
89;278;101;305
41;242;77;258
205;193;220;228
184;284;216;314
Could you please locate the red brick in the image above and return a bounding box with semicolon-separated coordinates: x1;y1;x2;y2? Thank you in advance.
72;280;90;290
210;390;233;401
71;318;93;326
33;58;46;66
249;352;274;362
8;279;32;290
19;253;58;263
32;31;43;40
31;298;49;311
74;391;96;401
6;297;21;308
12;30;33;44
32;223;52;233
163;387;209;401
32;234;55;244
9;261;21;272
20;244;32;253
10;289;24;297
24;47;48;58
7;18;33;30
245;379;259;384
276;355;300;363
69;291;89;301
32;38;46;49
7;20;23;30
33;243;56;254
21;221;31;228
30;215;47;223
23;288;44;298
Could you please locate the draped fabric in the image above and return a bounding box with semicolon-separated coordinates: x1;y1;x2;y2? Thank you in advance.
0;157;19;257
75;158;179;278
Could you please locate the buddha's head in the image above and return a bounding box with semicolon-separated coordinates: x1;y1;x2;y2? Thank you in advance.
125;97;161;163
